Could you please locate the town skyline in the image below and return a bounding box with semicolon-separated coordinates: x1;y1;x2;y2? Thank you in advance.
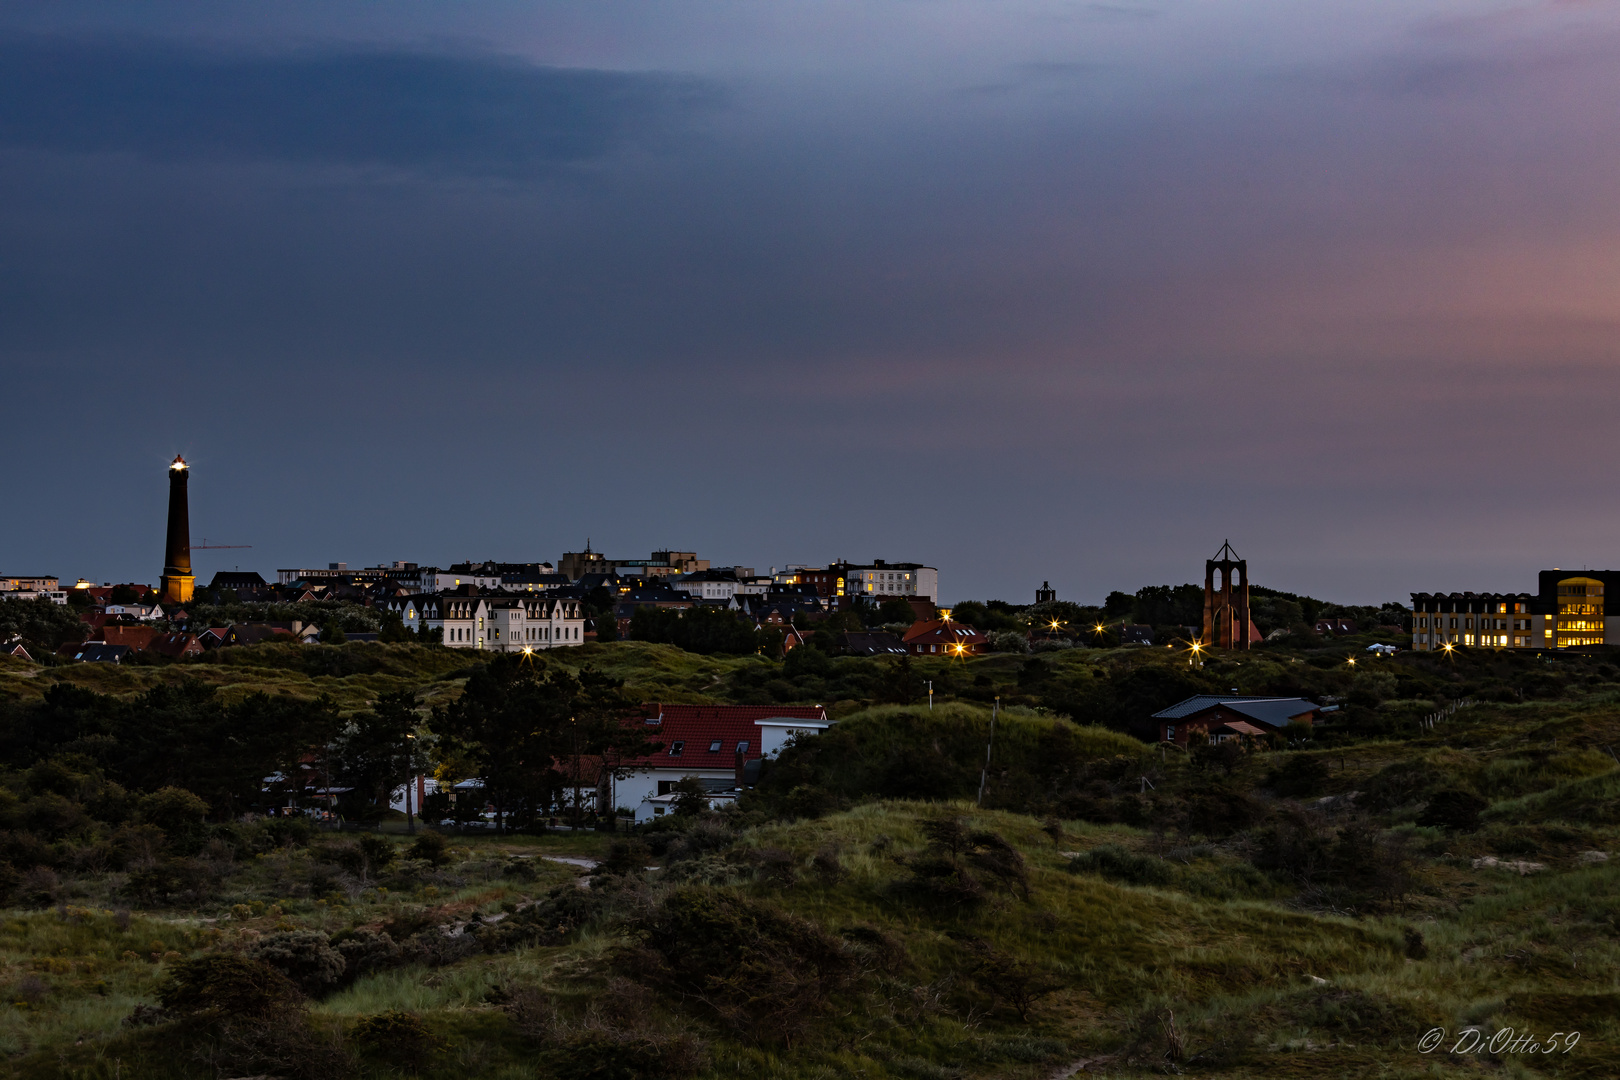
10;451;1620;608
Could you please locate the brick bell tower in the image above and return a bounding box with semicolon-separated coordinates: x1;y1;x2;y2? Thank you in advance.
1202;540;1251;650
159;455;194;605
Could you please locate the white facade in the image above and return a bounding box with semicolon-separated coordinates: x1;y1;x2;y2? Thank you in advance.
756;717;832;758
851;564;938;603
635;790;737;824
1;590;67;605
424;594;586;652
104;602;164;621
614;767;734;813
612;718;833;812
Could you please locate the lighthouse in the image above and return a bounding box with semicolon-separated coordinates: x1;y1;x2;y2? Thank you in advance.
159;456;194;604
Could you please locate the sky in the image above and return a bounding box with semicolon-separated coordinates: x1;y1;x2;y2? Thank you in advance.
3;1;1620;606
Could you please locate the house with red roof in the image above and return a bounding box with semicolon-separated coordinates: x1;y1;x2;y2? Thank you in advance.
609;703;831;815
902;619;987;657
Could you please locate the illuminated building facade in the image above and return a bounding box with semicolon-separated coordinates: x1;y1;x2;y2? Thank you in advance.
1411;570;1620;651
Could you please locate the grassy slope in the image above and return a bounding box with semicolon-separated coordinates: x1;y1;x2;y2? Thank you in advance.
0;641;757;713
4;650;1620;1076
14;789;1616;1079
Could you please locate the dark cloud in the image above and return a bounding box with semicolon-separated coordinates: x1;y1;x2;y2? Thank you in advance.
0;35;715;173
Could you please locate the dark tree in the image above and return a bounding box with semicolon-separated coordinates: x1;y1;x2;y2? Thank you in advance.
332;692;423;820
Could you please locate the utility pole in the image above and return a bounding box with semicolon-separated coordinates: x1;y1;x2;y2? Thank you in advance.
404;733;417;835
977;696;999;807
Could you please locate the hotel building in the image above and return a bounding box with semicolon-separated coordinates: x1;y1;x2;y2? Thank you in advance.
1411;570;1620;651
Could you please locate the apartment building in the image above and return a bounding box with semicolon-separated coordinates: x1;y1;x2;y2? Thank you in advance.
391;592;586;651
1411;569;1620;651
770;560;940;608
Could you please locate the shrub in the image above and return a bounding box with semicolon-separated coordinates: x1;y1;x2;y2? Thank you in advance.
403;927;481;967
549;1030;709;1080
951;935;1062;1020
1417;789;1487;832
124;857;219;905
618;887;854;1046
159;954;302;1018
986;631;1031;654
1266;756;1330;798
598;839;651;877
898;819;1028;907
407;831;450;867
504;856;540;881
331;927;402;980
138;787;210;852
17;866;62;907
481;885;607;951
210;1013;354;1080
259;815;317;848
357;833;396;873
350;1010;445;1072
663;776;707;817
247;930;346;995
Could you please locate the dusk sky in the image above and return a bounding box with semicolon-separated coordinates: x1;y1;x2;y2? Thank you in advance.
4;1;1619;605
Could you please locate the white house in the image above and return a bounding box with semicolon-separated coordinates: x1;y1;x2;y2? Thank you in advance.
403;593;586;652
635;789;738;824
607;703;831;813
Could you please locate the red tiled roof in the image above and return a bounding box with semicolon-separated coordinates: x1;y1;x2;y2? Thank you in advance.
616;703;828;770
97;626;161;650
902;620;986;646
148;632;202;658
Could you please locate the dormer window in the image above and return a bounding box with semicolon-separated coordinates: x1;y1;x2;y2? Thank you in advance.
668;741;685;756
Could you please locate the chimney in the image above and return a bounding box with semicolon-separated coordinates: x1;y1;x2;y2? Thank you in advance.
734;749;747;791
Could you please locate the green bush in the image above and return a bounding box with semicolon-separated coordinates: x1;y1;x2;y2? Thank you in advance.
358;832;396;873
407;830;450;866
158;954;302;1018
618;887;855;1046
247;930;346;995
1265;756;1329;799
331;927;402;979
350;1010;445;1072
137;786;210;852
1416;789;1487;831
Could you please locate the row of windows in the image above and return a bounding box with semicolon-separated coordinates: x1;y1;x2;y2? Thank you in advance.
446;624;581;643
1417;617;1531;631
1417;601;1529;615
666;739;750;757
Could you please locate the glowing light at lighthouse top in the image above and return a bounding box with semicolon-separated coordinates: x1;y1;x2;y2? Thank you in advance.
170;455;188;472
